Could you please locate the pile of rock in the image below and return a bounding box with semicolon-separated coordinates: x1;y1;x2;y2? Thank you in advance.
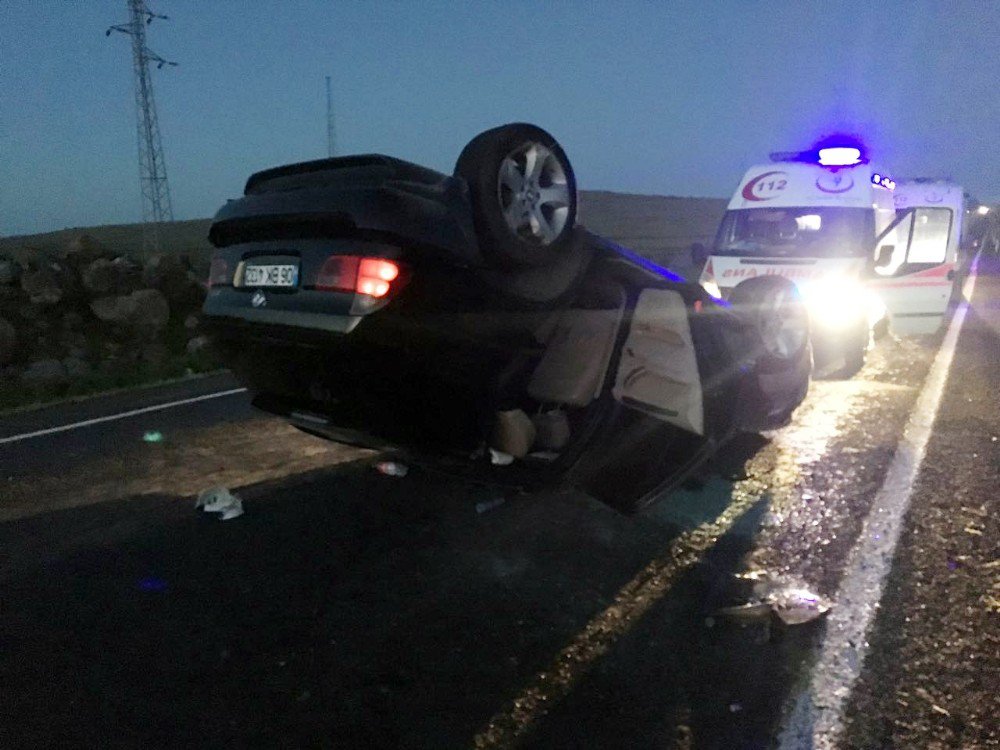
0;234;210;393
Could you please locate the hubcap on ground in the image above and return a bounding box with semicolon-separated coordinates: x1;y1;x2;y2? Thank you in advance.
497;142;571;245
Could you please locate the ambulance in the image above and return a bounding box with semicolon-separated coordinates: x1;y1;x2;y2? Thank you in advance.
699;144;962;375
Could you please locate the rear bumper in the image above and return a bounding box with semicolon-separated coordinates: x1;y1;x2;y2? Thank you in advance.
203;305;530;454
202;305;361;335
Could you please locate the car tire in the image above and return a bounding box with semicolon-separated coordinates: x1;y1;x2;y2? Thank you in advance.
478;229;596;308
455;123;578;268
728;276;810;372
730;276;812;432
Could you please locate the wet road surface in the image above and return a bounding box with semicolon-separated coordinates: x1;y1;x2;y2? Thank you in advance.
0;258;996;748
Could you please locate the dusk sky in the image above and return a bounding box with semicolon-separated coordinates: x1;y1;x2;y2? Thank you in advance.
2;0;998;237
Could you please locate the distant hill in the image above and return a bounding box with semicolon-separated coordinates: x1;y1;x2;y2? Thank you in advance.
1;191;727;273
578;191;726;260
0;219;213;268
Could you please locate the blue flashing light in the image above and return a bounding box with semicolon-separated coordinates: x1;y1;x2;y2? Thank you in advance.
606;240;687;283
872;173;895;190
818;147;862;166
604;239;731;307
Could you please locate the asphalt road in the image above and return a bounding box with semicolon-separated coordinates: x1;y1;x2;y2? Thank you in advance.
0;258;996;749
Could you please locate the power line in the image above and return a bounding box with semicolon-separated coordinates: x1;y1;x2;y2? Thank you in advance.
107;1;176;257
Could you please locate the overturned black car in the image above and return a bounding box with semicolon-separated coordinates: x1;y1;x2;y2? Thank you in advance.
202;123;811;512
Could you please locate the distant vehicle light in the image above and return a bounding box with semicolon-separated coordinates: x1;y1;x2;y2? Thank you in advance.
817;147;862;166
977;205;991;215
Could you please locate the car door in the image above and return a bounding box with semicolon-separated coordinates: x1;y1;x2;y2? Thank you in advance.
868;206;957;335
568;286;718;513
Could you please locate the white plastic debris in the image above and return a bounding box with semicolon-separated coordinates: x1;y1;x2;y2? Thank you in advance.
196;486;244;521
375;461;409;477
766;584;832;625
489;448;514;466
715;572;831;626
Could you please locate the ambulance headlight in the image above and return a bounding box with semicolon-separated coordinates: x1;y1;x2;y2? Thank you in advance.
798;278;879;329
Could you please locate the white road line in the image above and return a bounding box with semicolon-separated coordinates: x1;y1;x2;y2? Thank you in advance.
0;388;248;445
777;255;982;750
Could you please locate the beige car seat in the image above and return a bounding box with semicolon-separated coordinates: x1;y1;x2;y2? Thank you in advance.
527;307;624;407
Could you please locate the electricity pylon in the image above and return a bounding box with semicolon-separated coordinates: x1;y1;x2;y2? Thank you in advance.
107;1;177;256
326;75;336;158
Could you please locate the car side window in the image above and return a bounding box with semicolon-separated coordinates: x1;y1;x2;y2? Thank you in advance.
906;208;951;264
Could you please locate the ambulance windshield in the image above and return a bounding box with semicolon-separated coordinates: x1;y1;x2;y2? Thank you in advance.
715;207;875;258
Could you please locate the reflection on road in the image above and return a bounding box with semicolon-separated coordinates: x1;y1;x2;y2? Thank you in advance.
473;375;871;748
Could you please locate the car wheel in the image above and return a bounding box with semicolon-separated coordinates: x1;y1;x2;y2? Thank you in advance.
478;232;595;308
730;276;811;432
455;123;578;268
729;276;809;371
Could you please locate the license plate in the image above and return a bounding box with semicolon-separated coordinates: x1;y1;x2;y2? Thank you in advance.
243;263;298;287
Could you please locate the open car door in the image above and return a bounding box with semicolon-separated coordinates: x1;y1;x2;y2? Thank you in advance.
569;287;714;513
868;205;958;335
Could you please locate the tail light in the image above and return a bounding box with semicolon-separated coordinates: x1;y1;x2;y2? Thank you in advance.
208;256;231;287
314;255;403;313
357;258;399;297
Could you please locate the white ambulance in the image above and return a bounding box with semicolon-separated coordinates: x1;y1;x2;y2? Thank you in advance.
699;145;962;375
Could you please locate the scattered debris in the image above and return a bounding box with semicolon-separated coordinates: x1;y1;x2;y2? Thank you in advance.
964;525;983;536
142;430;164;443
375;460;409;477
475;496;506;514
714;602;772;624
489;448;514;466
767;583;832;625
196;486;244;520
715;571;832;626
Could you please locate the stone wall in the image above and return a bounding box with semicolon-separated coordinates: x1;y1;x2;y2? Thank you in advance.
0;235;211;400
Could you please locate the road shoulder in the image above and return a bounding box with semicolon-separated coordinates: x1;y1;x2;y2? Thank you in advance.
843;255;1000;748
